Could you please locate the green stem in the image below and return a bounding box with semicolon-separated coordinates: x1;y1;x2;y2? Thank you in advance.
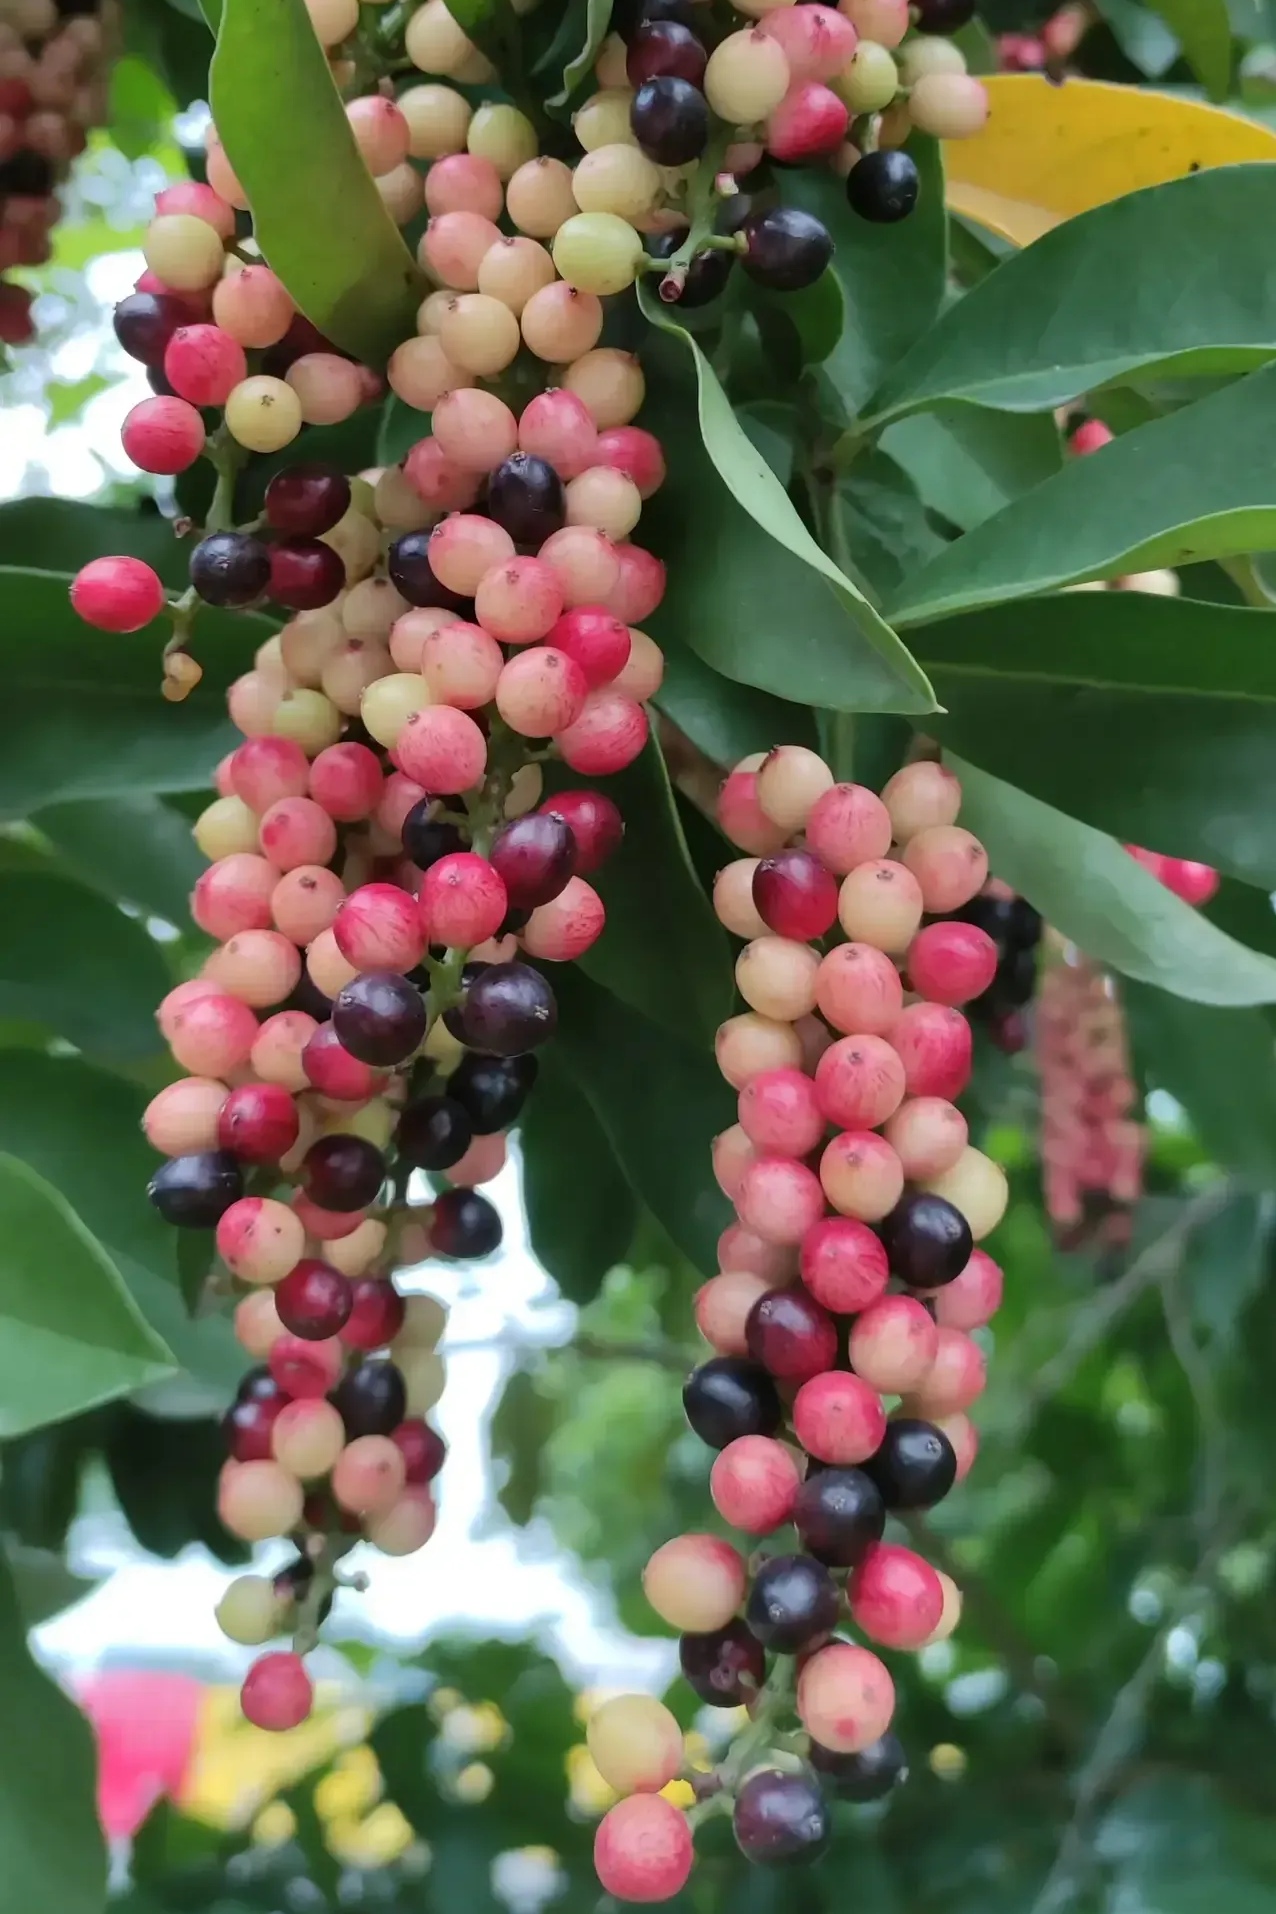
719;1657;796;1790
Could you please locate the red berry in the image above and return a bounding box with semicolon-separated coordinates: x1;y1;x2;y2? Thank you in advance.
275;1259;354;1340
752;849;839;942
888;1002;973;1099
767;81;848;161
163;323;248;405
907;921;998;1006
420;851;508;947
264;463;352;536
269;1332;345;1398
269;538;346;611
121;394;206;473
222;1388;285;1461
240;1651;314;1731
217;1083;300;1163
538;789;624;873
70;556;166;633
391;1418;447;1484
489;813;577;909
848;1542;944;1650
547;605;632;686
342;1278;407;1350
745;1285;838;1382
594;1795;693;1904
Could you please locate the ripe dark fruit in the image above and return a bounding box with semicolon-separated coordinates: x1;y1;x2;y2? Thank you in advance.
489;814;577;908
222;1388;285;1462
190;531;272;608
752;847;838;942
538;791;624;874
733;1769;830;1867
443;960;490;1041
147;1150;243;1228
342;1278;407;1350
810;1731;908;1802
269;538;346;611
627;20;707;87
332;970;427;1066
388;530;473;613
679;1621;766;1706
432;1188;503;1258
793;1467;885;1568
880;1190;973;1288
864;1418;956;1511
846;149;921;224
396;1094;474;1171
332;1358;408;1437
630;77;710;166
745;1553;838;1653
392;1418;447;1484
461;961;558;1054
264;463;351;537
401;803;465;871
914;0;976;29
683;1356;781;1449
649;229;733;308
301;1135;386;1212
113;291;185;366
485;452;566;546
275;1259;354;1339
740;207;833;292
446;1051;538;1132
745;1287;838;1383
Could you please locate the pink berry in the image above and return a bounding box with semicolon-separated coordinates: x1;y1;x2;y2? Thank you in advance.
836;858;924;954
425;151;504;218
880;761;962;842
710;1434;801;1533
376;771;429;841
717;1223;797;1283
302;1024;388;1101
292;1192;369;1241
815;943;904;1036
931;1246;1002;1330
309;741;384;820
259;796;338;873
268;1331;345;1398
595;424;666;497
848;1296;938;1394
937;1410;978;1481
121;394;206;473
547;604;631;685
799;1215;889;1313
556;690;648;773
521;875;606;960
761;5;857;80
718;764;789;856
1070;418;1113;456
905;1326;986;1416
419;620;504;710
882;1097;968;1180
889;1001;973;1099
539;790;624;873
907;921;998;1006
421;851;509;946
203;928;301;1009
156;977;221;1043
693;1268;772;1356
902;825;989;915
216;1195;306;1285
192;853;277;939
421;210;502;288
602;541;664;624
495;646;589;736
612;628;664;702
271;865;345;944
231;736;311;813
432;387;519;471
403;437;482;511
163;323;248;405
793;1371;886;1466
738;1066;824;1158
334;882;426;972
473;555;563;644
767;80;848;160
594;1794;693;1904
240;1651;313;1731
70;555;165;632
1159;857;1219;906
518;387;599;478
849;1543;944;1650
144;1076;228;1156
168;991;259;1077
539;524;621;606
796;1641;895;1756
396;704;487;794
735;1155;826;1246
429;514;515;596
752;848;838;942
712;1124;759;1203
745;1283;838;1382
814;1034;906;1129
818;1130;905;1223
804;782;892;874
218;1083;300;1163
252;1010;318;1091
155;179;237;239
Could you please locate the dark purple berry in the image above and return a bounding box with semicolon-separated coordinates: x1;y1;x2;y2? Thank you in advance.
332;970;427;1066
113;291;184;366
649;228;733;307
485;453;566;547
809;1731;908;1801
222;1390;284;1462
301;1134;386;1212
683;1357;781;1449
740;207;833;292
679;1621;765;1706
443;959;491;1041
275;1258;353;1339
733;1769;829;1866
147;1150;243;1228
846;149;920;224
745;1553;838;1653
489;814;577;909
793;1467;884;1568
264;463;351;537
880;1191;972;1288
269;538;346;611
432;1188;502;1258
627;19;706;85
401;801;465;871
388;530;472;614
630;77;709;165
864;1418;956;1511
446;1051;538;1133
461;961;557;1054
190;531;272;608
331;1358;407;1437
395;1095;473;1171
914;0;975;30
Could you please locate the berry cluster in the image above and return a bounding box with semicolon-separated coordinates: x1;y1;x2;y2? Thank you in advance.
590;752;1007;1900
0;0;108;343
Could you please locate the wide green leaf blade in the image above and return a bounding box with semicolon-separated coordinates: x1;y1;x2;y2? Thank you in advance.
0;499;188;586
210;0;425;365
868;166;1276;423
950;757;1276;1005
786;137;946;410
520;1054;637;1305
0;567;263;814
880;406;1063;531
554;734;732;1046
654;638;819;767
888;365;1276;625
1124;982;1276;1180
546;0;610;107
637;314;935;715
550;969;732;1272
0;872;172;1062
0;1550;107;1914
1148;0;1232;98
914;592;1276;888
35;795;203;926
0;1154;174;1436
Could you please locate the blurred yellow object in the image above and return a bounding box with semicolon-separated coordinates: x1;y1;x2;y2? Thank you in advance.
454;1761;495;1804
572;1685;620;1725
428;1685;464;1720
681;1731;712;1771
566;1742;617;1816
928;1742;968;1781
660;1779;696;1809
314;1745;383;1823
327;1802;417;1867
180;1686;372;1830
251;1800;296;1848
439;1700;509;1754
945;77;1276;244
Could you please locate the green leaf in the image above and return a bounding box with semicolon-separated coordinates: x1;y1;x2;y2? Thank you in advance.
488;1368;555;1522
1125;982;1276;1181
34;796;203;927
550;734;731;1044
888;365;1276;625
868;166;1276;423
105;1406;247;1563
836;451;947;602
0;1052;241;1395
913;591;1276;889
0;1550;107;1914
1148;0;1233;96
654;637;819;767
785;137;947;410
749;268;846;369
636;316;936;715
0;1419;93;1551
880;406;1063;531
0;567;264;815
209;0;425;366
0;499;188;587
520;1053;636;1304
546;0;610;107
0;872;171;1062
551;969;733;1273
6;1543;94;1626
0;1154;174;1436
951;758;1276;1004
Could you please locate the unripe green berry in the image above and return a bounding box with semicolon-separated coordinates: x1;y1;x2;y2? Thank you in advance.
834;41;899;114
552;212;646;296
467;101;539;178
216;1573;284;1645
898;34;968;84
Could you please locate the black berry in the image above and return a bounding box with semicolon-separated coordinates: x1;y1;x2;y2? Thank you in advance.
190;531;272;608
682;1356;781;1449
733;1769;829;1866
147;1150;243;1228
846;149;920;224
301;1134;386;1212
809;1731;908;1801
401;802;465;871
396;1094;474;1171
388;530;473;613
630;77;709;165
332;970;427;1066
331;1358;407;1437
880;1190;972;1288
485;453;566;546
679;1621;766;1706
864;1418;956;1511
740;206;833;292
793;1467;885;1568
447;1051;538;1133
432;1188;502;1258
269;538;345;611
264;463;351;537
461;961;557;1055
649;229;734;307
745;1553;838;1653
627;20;706;86
113;291;184;367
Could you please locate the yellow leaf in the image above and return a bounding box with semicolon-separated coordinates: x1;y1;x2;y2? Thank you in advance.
945;76;1276;244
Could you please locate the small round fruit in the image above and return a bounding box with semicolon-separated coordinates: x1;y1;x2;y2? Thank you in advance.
880;1190;973;1288
733;1769;829;1867
745;1552;838;1653
643;1532;746;1632
741;207;832;291
809;1729;908;1801
682;1356;781;1449
793;1465;885;1568
798;1641;896;1756
864;1417;956;1510
594;1795;693;1904
240;1651;313;1731
846;148;920;223
679;1619;765;1706
586;1693;683;1795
